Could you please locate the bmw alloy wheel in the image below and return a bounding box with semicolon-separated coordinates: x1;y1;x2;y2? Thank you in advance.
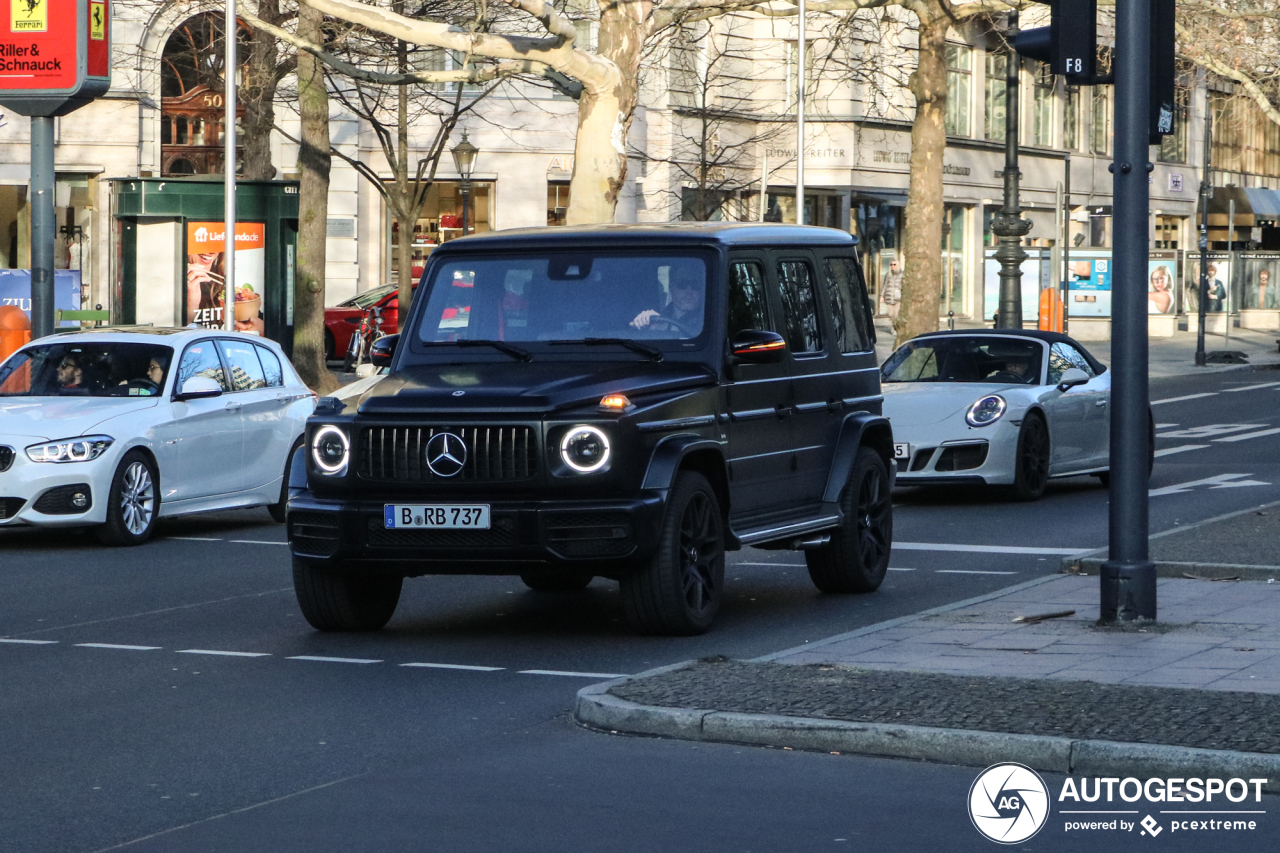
120;460;155;535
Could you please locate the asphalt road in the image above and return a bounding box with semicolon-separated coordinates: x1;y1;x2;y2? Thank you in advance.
3;366;1279;852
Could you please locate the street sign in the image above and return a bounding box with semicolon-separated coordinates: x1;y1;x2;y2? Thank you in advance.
0;0;110;117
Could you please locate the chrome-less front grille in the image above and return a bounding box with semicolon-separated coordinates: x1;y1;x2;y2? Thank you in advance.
356;425;538;482
0;446;13;472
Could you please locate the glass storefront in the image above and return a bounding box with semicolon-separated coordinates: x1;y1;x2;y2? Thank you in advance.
387;180;492;282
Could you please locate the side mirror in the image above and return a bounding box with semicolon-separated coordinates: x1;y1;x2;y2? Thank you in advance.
1056;367;1090;392
370;333;399;368
731;329;787;364
176;375;224;400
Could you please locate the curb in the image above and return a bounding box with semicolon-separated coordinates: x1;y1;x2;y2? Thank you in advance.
1062;557;1280;581
574;676;1280;793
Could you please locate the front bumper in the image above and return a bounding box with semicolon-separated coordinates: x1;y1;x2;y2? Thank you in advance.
891;426;1016;487
0;443;115;528
287;489;667;575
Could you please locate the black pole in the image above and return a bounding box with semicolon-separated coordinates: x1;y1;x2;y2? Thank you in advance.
993;12;1031;328
30;116;56;340
1195;106;1212;367
1100;0;1156;623
1063;150;1071;334
461;177;471;237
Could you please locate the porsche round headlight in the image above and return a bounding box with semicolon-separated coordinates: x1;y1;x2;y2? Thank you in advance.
966;395;1007;428
312;425;350;474
560;425;610;473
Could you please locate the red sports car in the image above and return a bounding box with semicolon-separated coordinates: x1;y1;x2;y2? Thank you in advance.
324;283;414;361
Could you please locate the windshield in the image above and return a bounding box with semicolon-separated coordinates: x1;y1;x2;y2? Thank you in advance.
882;337;1043;384
343;284;396;310
415;253;710;347
0;342;175;397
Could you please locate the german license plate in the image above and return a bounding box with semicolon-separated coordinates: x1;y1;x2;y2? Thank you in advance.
893;443;910;460
384;504;491;530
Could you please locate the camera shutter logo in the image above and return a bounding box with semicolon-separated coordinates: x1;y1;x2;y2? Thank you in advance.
425;432;466;477
968;763;1050;844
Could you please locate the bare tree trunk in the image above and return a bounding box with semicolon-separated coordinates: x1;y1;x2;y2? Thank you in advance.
241;0;285;180
897;5;948;346
294;2;338;393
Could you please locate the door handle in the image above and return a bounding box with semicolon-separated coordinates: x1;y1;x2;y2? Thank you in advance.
224;400;242;412
775;404;793;419
827;398;844;413
1095;400;1108;407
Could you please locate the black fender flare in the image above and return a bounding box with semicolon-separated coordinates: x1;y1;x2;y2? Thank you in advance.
287;444;309;498
822;412;894;504
641;434;726;492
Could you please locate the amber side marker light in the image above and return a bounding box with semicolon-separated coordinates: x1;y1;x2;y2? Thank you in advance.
599;394;632;412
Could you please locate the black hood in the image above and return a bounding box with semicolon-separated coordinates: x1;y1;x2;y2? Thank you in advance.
354;359;716;415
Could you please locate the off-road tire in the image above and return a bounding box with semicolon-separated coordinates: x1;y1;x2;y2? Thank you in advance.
620;471;725;635
292;557;403;631
805;446;892;593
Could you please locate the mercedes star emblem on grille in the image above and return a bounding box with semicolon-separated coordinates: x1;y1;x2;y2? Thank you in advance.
425;432;467;477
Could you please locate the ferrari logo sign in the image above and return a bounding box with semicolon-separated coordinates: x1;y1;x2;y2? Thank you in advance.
89;1;104;39
11;0;47;33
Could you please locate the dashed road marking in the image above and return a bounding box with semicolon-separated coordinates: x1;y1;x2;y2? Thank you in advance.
735;562;803;567
888;567;916;572
75;643;161;651
229;540;289;546
519;669;628;678
287;655;382;664
934;570;1018;575
177;649;271;658
1225;382;1280;392
401;662;504;672
0;638;57;645
1150;473;1271;497
1151;393;1218;406
1154;444;1210;458
1156;424;1263;439
894;542;1088;555
167;537;222;542
1213;427;1280;443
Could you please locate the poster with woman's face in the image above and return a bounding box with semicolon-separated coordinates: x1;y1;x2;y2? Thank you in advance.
186;223;266;334
1146;261;1176;315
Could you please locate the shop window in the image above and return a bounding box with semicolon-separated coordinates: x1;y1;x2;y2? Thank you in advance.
387;180;493;283
941;205;967;317
945;44;971;138
548;182;570;226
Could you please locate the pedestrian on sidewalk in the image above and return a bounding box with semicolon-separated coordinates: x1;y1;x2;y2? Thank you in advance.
881;259;903;319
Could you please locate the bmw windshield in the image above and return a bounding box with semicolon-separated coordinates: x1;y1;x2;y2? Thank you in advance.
414;252;711;352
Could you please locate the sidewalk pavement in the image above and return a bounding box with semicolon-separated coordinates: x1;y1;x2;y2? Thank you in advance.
575;502;1280;790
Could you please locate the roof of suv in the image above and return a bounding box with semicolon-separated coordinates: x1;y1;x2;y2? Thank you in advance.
430;222;856;253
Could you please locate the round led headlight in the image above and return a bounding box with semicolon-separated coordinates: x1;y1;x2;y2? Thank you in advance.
560;425;610;473
311;425;350;474
965;395;1007;428
26;435;114;463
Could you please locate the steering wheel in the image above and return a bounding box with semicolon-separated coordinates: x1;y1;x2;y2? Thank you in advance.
125;379;160;396
987;371;1025;384
644;315;693;336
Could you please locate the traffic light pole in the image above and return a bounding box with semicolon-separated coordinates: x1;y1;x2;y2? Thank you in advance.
1100;0;1156;623
30;116;55;340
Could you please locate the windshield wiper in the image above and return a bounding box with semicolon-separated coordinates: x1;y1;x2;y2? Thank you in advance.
452;339;532;362
549;338;663;362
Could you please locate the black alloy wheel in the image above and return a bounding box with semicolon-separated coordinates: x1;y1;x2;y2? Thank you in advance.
1011;414;1051;501
806;446;892;593
621;471;725;635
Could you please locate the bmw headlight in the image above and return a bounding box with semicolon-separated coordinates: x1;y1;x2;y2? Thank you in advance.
25;435;114;463
311;425;350;475
965;395;1007;428
560;425;610;473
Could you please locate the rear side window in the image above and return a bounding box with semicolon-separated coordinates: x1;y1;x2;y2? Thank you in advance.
823;257;873;354
176;341;230;391
255;344;284;387
776;260;823;353
727;261;772;336
218;339;268;391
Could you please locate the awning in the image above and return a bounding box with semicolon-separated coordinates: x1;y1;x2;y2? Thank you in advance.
1245;188;1280;219
850;188;909;208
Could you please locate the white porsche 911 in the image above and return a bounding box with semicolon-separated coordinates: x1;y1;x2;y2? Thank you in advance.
0;328;314;544
881;330;1122;500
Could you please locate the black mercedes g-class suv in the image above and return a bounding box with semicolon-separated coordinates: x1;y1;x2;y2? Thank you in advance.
287;223;894;635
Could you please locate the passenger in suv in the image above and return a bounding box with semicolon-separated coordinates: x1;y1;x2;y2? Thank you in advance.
287;223;894;635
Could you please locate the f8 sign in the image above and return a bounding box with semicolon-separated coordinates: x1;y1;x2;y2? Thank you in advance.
0;0;110;117
1050;0;1096;82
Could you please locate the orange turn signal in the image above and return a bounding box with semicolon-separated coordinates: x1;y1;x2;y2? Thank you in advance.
734;340;786;355
599;394;632;410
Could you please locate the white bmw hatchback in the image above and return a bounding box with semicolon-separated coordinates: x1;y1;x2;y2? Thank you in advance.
0;328;315;544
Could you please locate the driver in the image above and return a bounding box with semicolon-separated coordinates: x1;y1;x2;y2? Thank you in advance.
986;356;1031;383
56;354;85;391
630;267;704;331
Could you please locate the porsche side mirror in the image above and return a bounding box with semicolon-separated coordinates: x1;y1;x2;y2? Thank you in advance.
1056;367;1090;393
176;376;224;400
370;333;399;368
731;330;787;364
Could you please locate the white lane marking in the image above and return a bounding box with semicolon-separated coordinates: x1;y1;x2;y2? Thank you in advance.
287;655;382;664
935;570;1018;575
167;536;222;542
1213;427;1280;443
177;649;271;658
0;638;57;645
401;662;504;672
1150;474;1271;497
75;643;161;651
888;567;916;572
519;669;628;678
736;562;804;567
1154;444;1210;458
1154;423;1178;429
894;542;1089;555
229;540;289;546
1156;424;1262;439
1151;393;1217;406
1225;382;1280;392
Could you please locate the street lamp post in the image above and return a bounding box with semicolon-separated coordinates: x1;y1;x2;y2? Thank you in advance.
451;131;479;237
992;12;1032;328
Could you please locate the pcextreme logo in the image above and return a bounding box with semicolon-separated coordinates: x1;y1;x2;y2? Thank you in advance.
969;763;1051;844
